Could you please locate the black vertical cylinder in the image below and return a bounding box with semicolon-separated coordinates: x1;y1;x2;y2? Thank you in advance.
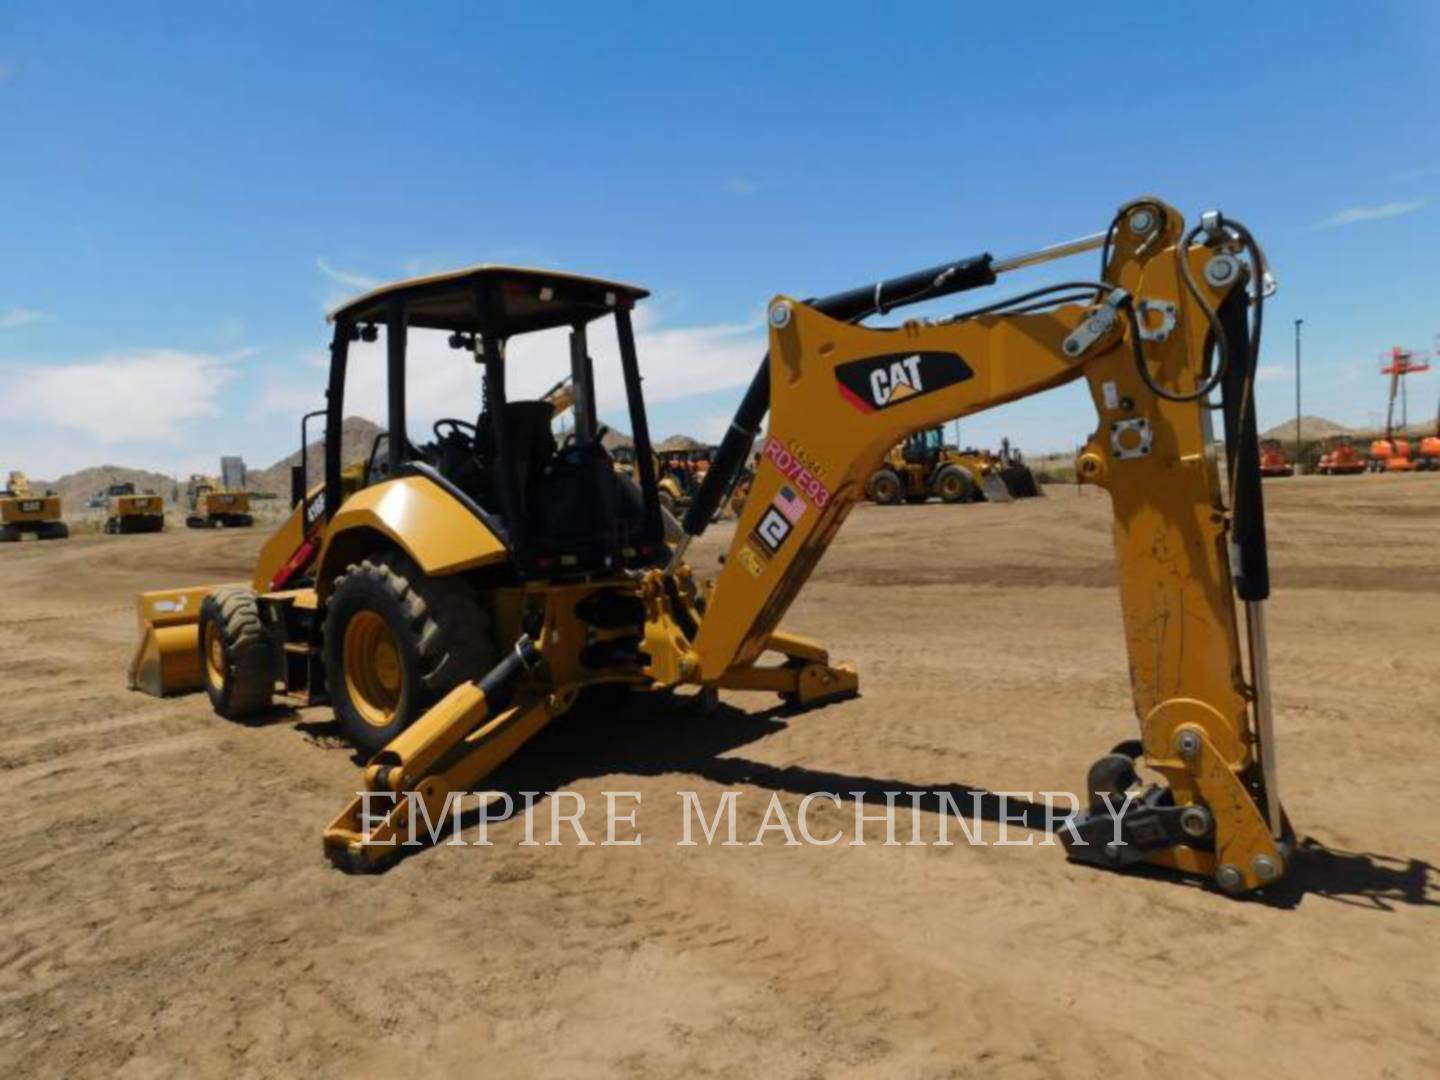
1218;290;1270;601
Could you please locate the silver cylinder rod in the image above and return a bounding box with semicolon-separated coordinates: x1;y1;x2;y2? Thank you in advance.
991;231;1107;275
1244;599;1283;839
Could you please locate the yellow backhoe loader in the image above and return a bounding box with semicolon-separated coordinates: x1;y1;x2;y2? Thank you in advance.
186;476;255;529
129;197;1291;895
1;471;68;541
104;482;165;534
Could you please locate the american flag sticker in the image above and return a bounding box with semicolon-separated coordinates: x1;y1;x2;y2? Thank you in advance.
772;484;807;524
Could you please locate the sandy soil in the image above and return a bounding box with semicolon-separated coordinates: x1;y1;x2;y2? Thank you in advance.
1;475;1437;1078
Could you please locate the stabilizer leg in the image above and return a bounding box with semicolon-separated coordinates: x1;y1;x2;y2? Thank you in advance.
322;637;549;871
716;628;859;707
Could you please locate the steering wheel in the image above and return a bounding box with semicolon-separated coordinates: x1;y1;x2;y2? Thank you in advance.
433;418;478;444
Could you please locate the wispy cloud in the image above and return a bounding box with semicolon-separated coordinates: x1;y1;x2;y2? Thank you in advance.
1;349;239;442
725;177;759;196
1312;200;1424;229
316;257;379;291
0;308;50;330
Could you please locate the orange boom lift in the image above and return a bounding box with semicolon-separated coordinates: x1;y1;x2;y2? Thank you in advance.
1368;347;1429;472
1418;392;1440;470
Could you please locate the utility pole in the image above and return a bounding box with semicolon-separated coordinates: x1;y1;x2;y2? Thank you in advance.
1294;319;1303;471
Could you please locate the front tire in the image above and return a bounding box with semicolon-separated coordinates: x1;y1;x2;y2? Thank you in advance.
322;551;495;755
199;588;275;718
933;465;975;504
867;469;903;506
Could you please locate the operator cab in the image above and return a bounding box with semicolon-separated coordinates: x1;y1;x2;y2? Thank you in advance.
323;265;666;578
901;427;948;466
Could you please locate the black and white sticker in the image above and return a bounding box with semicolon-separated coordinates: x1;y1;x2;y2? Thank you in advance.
751;506;793;556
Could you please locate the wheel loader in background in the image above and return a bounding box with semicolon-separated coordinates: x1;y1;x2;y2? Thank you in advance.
1;471;67;541
128;197;1293;896
866;427;1039;504
104;482;165;534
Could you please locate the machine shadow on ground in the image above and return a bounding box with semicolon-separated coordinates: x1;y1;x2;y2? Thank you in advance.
278;689;1440;911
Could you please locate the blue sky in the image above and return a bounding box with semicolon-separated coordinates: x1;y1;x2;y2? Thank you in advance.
2;1;1438;479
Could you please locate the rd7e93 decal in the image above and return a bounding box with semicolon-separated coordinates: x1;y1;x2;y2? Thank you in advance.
835;350;974;413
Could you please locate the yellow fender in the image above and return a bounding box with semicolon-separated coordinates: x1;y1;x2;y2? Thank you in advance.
314;475;508;593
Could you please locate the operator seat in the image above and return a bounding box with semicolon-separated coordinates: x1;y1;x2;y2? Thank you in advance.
476;400;558;526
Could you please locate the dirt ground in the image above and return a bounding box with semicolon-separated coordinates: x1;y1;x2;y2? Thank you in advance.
2;474;1437;1078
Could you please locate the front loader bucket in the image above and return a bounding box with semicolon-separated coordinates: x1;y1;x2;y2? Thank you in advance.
127;585;231;697
999;464;1042;498
980;473;1014;503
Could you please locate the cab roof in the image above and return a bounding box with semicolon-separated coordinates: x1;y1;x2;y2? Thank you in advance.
327;265;649;337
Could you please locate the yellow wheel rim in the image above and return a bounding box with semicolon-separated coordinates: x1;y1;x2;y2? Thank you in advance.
343;610;404;728
204;620;226;692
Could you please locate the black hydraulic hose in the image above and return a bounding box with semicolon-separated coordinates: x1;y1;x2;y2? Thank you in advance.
817;253;997;323
1216;286;1269;602
479;635;542;713
680;252;999;537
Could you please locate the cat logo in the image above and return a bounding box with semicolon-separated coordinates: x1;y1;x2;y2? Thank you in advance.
870;355;924;406
835;350;974;413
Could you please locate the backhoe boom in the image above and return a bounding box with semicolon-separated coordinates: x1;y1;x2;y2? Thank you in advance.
680;198;1289;892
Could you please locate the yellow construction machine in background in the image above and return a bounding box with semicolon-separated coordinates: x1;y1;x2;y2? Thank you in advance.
185;475;254;529
128;198;1292;896
866;428;1040;504
103;482;165;534
1;471;68;542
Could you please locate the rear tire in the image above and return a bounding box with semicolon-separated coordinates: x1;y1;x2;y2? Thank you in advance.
38;522;68;540
867;469;903;506
0;525;18;543
933;465;975;504
323;551;495;755
199;588;275;718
